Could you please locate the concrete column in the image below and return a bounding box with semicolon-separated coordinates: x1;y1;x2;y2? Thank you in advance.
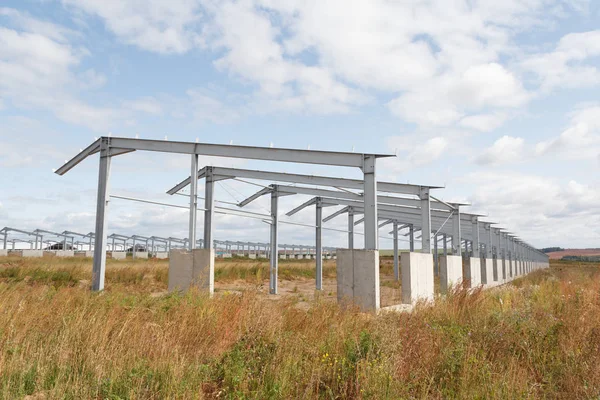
440;255;463;293
337;249;380;312
92;137;111;292
401;252;434;304
269;189;279;294
203;167;215;250
393;220;399;281
316;198;323;291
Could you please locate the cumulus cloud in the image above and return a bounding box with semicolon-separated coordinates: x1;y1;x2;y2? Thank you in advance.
536;104;600;159
475;136;525;166
463;172;600;247
522;30;600;91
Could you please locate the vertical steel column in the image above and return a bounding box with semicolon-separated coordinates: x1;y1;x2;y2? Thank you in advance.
452;208;461;255
2;233;6;250
472;217;480;258
420;188;431;253
269;188;279;294
316;198;323;290
362;155;378;250
348;207;354;249
393;220;399;281
487;224;493;259
92;137;111;291
203;167;215;250
443;233;447;256
189;154;198;251
409;224;415;252
132;237;136;258
434;234;439;275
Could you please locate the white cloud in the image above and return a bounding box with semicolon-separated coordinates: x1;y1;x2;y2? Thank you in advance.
536;104;600;159
463;171;600;247
61;0;204;54
382;136;449;177
60;0;584;123
475;136;525;166
522;30;600;91
124;96;163;115
388;63;529;127
460;113;509;132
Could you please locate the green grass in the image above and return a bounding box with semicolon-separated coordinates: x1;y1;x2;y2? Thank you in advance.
1;258;599;398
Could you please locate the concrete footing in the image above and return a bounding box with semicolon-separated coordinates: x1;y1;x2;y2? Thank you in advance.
0;249;7;257
168;249;215;294
465;257;482;288
22;250;43;258
482;259;494;286
75;251;94;257
155;252;169;259
401;252;434;304
439;255;463;294
111;251;126;260
55;250;75;257
337;249;380;313
134;252;148;259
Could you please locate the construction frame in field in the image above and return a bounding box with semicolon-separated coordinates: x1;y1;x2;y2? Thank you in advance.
55;136;393;291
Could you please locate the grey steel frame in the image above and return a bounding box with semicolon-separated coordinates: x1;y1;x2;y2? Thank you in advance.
55;136;392;291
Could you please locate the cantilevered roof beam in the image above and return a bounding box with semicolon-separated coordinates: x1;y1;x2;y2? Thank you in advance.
166;166;441;197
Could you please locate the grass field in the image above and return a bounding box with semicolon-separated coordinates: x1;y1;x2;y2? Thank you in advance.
1;256;599;399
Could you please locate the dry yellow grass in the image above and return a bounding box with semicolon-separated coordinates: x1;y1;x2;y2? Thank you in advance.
1;257;600;398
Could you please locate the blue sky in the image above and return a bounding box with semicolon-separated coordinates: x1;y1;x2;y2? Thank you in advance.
1;0;599;249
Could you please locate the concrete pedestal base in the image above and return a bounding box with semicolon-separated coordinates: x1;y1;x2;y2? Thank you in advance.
223;253;232;258
111;251;126;260
278;254;286;259
155;252;169;259
439;255;463;294
337;249;380;313
401;252;434;304
55;250;75;257
248;254;256;259
22;250;43;258
482;259;494;286
465;257;482;287
75;251;94;257
0;249;7;257
168;249;215;294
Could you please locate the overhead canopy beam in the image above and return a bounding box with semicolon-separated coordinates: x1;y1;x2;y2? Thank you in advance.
237;184;455;211
56;137;392;176
166;166;441;197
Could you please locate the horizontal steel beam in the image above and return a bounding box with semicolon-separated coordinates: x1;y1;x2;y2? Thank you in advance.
167;166;441;196
56;137;393;175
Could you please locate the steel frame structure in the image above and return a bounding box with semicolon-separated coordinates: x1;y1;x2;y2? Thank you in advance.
55;136;392;291
167;166;442;294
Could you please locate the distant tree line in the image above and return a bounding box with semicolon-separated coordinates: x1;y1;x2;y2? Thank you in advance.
561;255;600;262
540;247;564;253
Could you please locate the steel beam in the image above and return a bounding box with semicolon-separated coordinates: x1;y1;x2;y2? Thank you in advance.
189;154;198;250
269;188;279;294
316;198;323;290
203;167;215;250
92;138;111;291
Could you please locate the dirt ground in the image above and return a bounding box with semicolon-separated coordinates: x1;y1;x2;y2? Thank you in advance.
214;260;403;308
